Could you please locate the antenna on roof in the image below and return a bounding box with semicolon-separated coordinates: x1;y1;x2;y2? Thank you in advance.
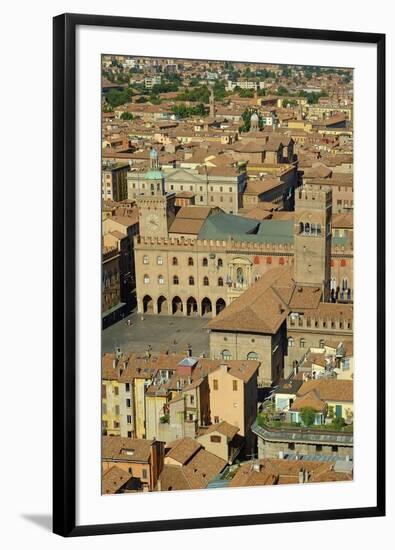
246;451;258;471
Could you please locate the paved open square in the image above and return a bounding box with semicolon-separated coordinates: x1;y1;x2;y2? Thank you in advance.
102;310;211;356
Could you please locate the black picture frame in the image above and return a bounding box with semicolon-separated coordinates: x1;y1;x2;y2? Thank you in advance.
53;13;386;537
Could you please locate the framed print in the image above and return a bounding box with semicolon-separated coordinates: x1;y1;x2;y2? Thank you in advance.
53;13;386;537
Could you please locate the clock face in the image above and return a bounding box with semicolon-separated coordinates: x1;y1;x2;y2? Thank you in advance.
147;214;160;232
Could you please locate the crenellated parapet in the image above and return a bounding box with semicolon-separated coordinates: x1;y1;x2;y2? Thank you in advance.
134;235;296;255
331;243;353;255
297;184;333;209
287;313;353;332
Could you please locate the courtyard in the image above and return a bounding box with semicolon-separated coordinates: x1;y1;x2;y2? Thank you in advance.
102;309;211;357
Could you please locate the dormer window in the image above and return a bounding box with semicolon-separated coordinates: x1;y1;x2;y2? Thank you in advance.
121;448;135;456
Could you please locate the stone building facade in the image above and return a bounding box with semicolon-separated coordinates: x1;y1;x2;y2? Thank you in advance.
252;421;353;460
129;166;247;214
134;184;352;319
102;161;129;202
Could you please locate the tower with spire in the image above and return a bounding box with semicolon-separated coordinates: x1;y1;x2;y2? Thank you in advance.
135;148;175;238
209;87;215;118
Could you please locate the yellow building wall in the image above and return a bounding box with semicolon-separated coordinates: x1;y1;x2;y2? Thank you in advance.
102;380;120;436
133;378;147;439
326;399;353;422
208;366;246;435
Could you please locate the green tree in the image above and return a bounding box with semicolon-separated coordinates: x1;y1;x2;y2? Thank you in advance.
120;112;133;120
306;91;328;104
150;81;179;94
277;86;289;96
105;88;133;108
189;77;200;87
332;416;346;430
177;85;210;103
243;66;254;77
149;94;161;105
300;407;317;427
213;79;228;101
239;88;254;98
171;103;207;119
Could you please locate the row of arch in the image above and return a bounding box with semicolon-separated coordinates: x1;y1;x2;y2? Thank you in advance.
142;295;226;317
299;222;322;235
221;350;259;361
330;276;349;291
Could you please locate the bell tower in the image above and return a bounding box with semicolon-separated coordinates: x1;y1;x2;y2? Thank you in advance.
209;87;215;118
293;185;332;301
250;111;259;132
136;148;176;238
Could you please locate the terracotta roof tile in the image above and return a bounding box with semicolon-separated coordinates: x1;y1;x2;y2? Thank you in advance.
102;466;133;495
165;438;202;465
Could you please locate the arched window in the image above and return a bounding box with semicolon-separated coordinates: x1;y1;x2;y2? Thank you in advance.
202;257;208;267
288;337;294;347
172;257;178;266
157;256;163;265
203;276;209;286
221;349;232;360
158;275;164;285
316;223;322;235
304;223;310;235
319;339;325;348
300;338;306;348
311;223;316;235
217;258;223;268
189;276;195;286
218;277;224;287
299;222;304;234
342;277;348;290
236;267;244;286
188;257;194;266
247;351;259;360
143;255;149;265
143;274;150;284
173;275;179;285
